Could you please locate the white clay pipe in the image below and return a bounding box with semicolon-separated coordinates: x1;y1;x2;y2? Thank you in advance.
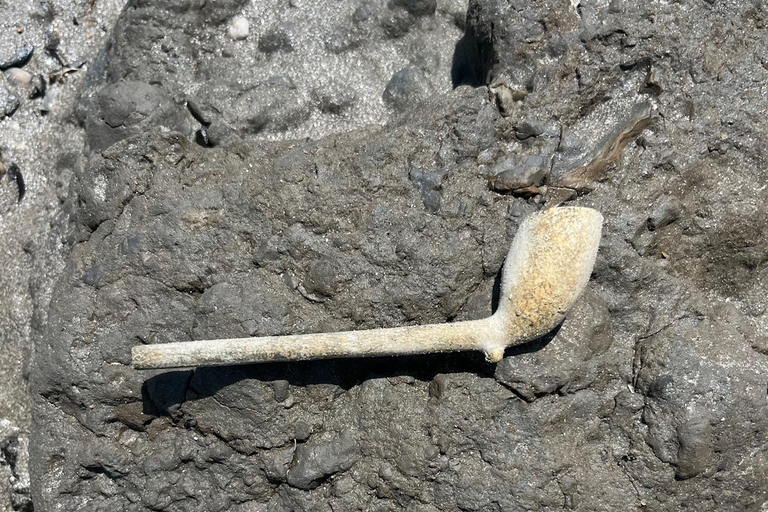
132;206;603;369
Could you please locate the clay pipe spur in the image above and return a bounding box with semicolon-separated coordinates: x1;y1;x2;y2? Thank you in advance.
132;206;603;369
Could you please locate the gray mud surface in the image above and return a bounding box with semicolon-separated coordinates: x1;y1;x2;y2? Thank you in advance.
1;0;767;510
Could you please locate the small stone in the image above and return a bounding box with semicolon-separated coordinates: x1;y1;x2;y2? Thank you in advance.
428;374;450;398
29;73;46;98
409;167;443;213
644;65;663;95
489;82;526;116
303;261;340;298
39;93;53;114
6;164;25;202
382;67;431;110
394;0;437;16
516;120;546;140
259;29;293;53
84;266;100;286
113;402;154;431
380;10;414;38
45;30;60;51
647;196;681;231
0;45;34;71
325;28;363;54
272;380;290;402
194;125;209;146
312;86;356;114
30;1;55;22
286;432;360;490
476;147;498;165
1;90;19;117
4;68;33;87
489;155;550;194
228;16;249;40
262;447;294;483
353;0;377;22
205;121;236;147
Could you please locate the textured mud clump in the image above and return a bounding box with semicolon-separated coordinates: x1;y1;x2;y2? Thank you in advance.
14;0;768;511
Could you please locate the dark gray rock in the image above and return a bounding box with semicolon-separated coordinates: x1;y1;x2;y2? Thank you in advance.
286;431;360;489
382;66;431;110
311;86;357;114
324;27;365;54
237;80;311;134
353;0;377;22
409;167;444;213
204;121;238;147
516;119;546;140
380;9;415;38
0;431;33;512
647;195;681;231
83;80;194;152
0;163;25;213
488;154;549;193
0;89;19;119
675;416;713;480
258;29;294;53
394;0;437;17
0;44;34;71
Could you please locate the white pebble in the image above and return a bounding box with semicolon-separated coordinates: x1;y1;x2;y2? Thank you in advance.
228;16;250;40
4;67;33;87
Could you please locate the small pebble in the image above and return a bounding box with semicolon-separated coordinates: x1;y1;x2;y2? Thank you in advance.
0;45;34;71
45;30;60;51
353;0;376;22
40;93;53;114
5;68;33;87
259;29;293;53
516;120;546;140
272;380;290;402
647;196;681;231
312;86;356;114
31;1;55;22
476;147;498;165
489;154;550;193
29;73;46;98
1;90;19;118
394;0;437;16
382;67;430;110
195;126;209;146
7;164;25;202
488;82;526;116
228;16;249;40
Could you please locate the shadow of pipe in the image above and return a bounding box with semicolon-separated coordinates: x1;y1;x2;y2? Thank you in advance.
141;322;562;417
